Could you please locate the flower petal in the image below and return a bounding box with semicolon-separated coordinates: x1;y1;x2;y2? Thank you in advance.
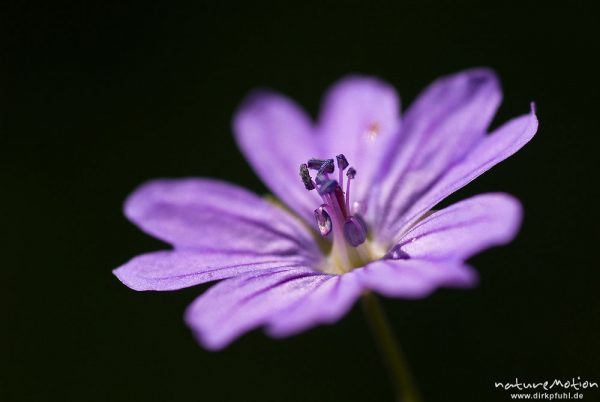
381;107;538;241
185;267;333;350
353;259;478;299
373;68;502;238
266;272;362;338
124;178;321;261
113;250;311;291
233;91;323;223
318;76;401;204
393;193;522;260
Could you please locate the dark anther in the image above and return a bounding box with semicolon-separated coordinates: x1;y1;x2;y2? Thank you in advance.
308;158;328;170
346;167;356;179
343;216;368;247
336;154;349;170
318;159;335;175
299;163;315;190
317;179;339;195
314;205;332;236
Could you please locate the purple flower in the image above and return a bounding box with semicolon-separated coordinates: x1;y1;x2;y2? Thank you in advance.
114;68;538;350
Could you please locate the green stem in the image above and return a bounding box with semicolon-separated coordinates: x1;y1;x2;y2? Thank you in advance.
361;292;423;402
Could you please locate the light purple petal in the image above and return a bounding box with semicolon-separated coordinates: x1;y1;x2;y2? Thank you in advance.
124;178;321;261
380;106;538;241
394;193;522;260
266;271;363;338
185;267;333;350
353;259;478;299
373;68;502;236
186;256;479;349
317;76;401;205
113;250;311;291
233;91;323;223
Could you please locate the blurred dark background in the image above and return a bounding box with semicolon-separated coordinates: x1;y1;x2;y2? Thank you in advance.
2;1;598;401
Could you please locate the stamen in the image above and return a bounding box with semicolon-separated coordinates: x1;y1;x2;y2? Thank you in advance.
336;154;348;187
299;163;315;190
345;166;356;213
308;158;327;170
346;167;356;179
315;173;327;185
334;186;348;218
343;216;367;247
317;159;335;175
299;155;369;265
314;205;332;236
317;179;338;195
336;154;349;170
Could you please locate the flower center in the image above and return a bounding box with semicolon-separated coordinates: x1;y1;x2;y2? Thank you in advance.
299;154;378;274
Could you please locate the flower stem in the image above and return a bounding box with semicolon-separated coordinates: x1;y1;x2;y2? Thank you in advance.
361;292;423;402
